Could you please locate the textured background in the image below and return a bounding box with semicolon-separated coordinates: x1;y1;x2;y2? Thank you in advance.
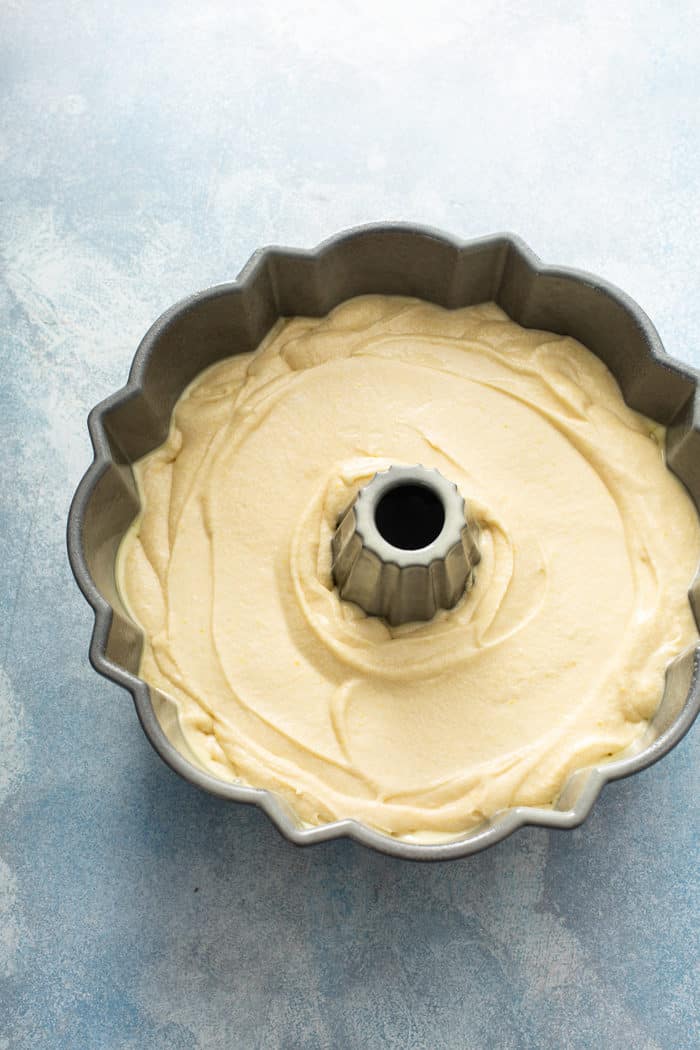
1;2;699;1047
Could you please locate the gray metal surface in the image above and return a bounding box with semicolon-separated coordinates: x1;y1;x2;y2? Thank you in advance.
67;223;700;861
332;464;480;625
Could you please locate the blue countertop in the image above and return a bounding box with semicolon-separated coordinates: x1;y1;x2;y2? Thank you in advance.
1;3;698;1047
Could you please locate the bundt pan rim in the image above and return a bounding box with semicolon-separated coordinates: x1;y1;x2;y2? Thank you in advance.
66;221;700;861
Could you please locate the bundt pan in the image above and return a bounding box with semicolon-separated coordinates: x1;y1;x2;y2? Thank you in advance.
67;223;700;861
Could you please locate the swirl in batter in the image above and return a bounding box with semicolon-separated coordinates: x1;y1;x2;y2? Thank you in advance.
117;296;700;840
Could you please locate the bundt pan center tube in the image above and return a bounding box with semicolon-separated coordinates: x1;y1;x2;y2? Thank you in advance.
332;464;481;626
67;223;700;861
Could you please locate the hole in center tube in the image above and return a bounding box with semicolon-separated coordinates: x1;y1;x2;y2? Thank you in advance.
374;483;445;551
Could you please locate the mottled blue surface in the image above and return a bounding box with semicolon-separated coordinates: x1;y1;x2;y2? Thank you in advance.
1;2;699;1047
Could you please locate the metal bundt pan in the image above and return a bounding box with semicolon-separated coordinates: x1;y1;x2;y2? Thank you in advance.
67;223;700;861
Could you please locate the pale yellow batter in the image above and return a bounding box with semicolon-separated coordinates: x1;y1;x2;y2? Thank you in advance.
117;296;700;840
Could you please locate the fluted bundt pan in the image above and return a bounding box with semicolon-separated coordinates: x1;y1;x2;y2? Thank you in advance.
67;223;700;861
